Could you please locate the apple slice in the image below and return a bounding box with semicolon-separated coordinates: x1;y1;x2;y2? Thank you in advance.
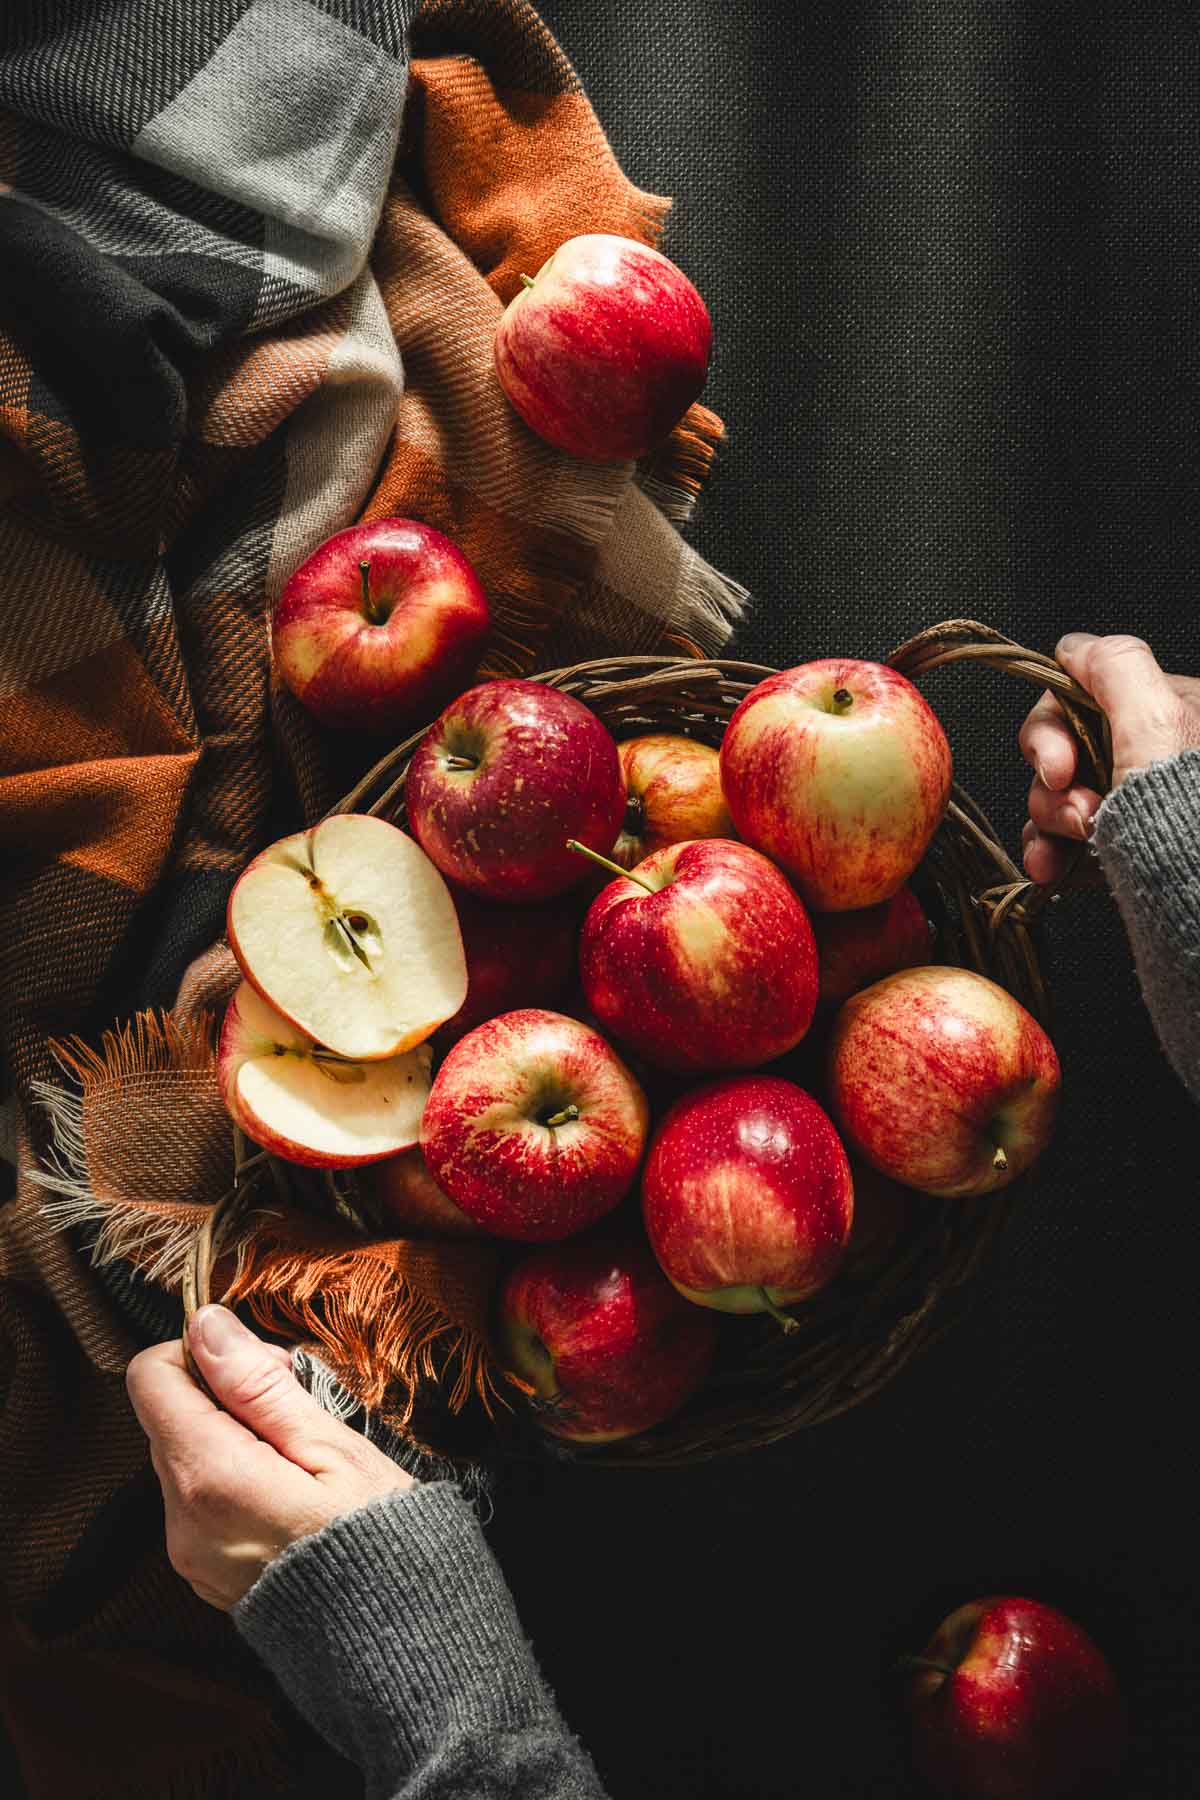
218;982;432;1167
227;814;466;1060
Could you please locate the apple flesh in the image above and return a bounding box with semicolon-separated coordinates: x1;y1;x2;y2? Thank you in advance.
432;889;577;1054
406;680;626;904
642;1074;854;1322
218;982;431;1168
905;1596;1128;1799
227;813;466;1061
609;734;733;869
272;518;490;734
493;233;712;464
827;966;1061;1198
579;838;818;1074
420;1009;649;1242
362;1145;481;1238
719;660;953;911
812;885;931;1011
499;1236;717;1443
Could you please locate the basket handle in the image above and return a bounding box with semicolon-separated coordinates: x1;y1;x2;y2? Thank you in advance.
887;619;1114;921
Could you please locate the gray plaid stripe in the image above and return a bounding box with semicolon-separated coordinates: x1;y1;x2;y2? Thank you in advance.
8;115;265;270
0;0;257;149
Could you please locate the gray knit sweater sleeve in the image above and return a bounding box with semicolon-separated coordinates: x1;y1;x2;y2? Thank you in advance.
1091;748;1200;1101
233;1481;608;1800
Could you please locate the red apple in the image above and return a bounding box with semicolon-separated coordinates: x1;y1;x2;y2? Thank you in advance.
498;1235;717;1443
226;813;467;1060
719;660;953;911
406;680;625;904
813;885;932;1011
420;1009;648;1242
905;1596;1128;1799
642;1074;854;1323
578;838;817;1074
362;1145;481;1238
272;518;490;733
827;966;1060;1198
493;233;712;463
432;889;577;1054
218;982;431;1168
609;734;733;869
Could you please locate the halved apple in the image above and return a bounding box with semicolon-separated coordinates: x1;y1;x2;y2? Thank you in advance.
218;982;432;1167
227;814;467;1060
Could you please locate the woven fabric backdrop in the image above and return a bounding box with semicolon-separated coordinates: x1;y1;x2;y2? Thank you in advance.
482;4;1199;1796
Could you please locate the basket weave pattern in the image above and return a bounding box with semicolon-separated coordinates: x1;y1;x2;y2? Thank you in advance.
190;621;1109;1465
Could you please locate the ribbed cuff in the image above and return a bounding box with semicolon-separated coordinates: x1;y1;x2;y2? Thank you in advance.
1092;748;1200;1098
1094;749;1200;870
234;1482;556;1776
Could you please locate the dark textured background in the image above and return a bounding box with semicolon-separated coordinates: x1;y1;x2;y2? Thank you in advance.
485;4;1200;1794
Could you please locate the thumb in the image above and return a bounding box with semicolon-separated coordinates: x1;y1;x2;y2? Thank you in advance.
187;1305;346;1473
1056;633;1181;783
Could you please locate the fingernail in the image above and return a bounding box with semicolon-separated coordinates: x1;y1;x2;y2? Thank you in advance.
1057;631;1094;659
192;1305;248;1357
1034;759;1049;789
1062;805;1090;839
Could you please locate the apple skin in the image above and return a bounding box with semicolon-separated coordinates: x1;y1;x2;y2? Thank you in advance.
406;680;626;904
493;233;712;463
579;838;818;1074
432;889;577;1055
609;734;734;869
812;885;932;1012
827;966;1061;1198
498;1235;717;1443
719;660;953;911
906;1596;1128;1800
272;518;490;734
362;1146;481;1238
420;1009;649;1242
641;1074;854;1315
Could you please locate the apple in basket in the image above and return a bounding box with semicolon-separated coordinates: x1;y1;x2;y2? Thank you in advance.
406;680;626;904
903;1596;1128;1799
362;1146;481;1238
827;966;1061;1197
493;233;712;462
272;518;490;734
608;734;734;869
812;885;932;1012
227;814;467;1060
420;1009;649;1242
218;982;431;1168
498;1235;717;1443
719;660;953;911
576;837;818;1073
432;888;577;1053
642;1074;854;1326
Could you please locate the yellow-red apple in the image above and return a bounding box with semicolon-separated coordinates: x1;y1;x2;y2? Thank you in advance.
828;966;1060;1197
719;660;952;911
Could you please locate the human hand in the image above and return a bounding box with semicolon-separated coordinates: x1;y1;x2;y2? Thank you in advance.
1019;632;1200;886
126;1306;413;1611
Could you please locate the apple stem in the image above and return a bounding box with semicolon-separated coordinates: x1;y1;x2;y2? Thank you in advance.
992;1142;1009;1172
544;1103;581;1130
519;273;536;290
445;754;478;771
830;687;854;714
758;1290;801;1334
565;838;656;893
895;1655;957;1681
359;560;385;626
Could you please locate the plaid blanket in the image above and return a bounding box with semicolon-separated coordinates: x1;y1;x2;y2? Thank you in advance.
0;3;741;1795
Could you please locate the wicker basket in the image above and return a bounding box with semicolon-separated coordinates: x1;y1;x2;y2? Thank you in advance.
186;620;1110;1465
